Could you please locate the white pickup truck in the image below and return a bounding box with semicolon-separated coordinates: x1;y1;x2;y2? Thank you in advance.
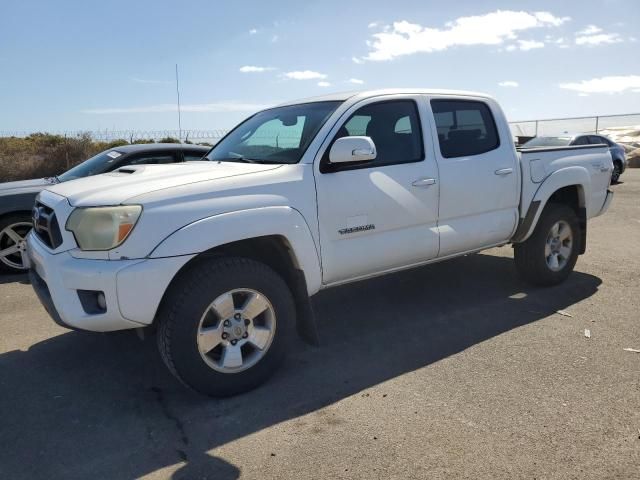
26;89;614;396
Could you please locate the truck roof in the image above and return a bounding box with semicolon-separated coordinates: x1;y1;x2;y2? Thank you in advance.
276;88;493;107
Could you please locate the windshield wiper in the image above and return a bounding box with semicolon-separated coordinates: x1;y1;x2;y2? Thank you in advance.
44;176;60;184
212;157;283;165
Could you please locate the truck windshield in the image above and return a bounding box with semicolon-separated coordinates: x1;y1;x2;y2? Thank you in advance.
206;101;342;164
523;136;572;147
58;150;124;181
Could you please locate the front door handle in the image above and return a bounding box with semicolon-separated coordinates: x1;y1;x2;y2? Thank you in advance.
495;168;513;176
412;178;436;187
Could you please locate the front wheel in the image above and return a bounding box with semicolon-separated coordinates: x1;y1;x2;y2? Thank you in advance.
514;204;580;286
157;256;295;397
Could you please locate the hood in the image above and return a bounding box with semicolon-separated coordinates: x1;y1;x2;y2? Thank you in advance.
43;161;282;206
0;178;51;195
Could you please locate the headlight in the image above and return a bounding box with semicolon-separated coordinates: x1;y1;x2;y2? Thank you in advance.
66;205;142;250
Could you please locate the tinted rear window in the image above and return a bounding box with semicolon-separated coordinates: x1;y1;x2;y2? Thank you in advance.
522;136;572;147
431;100;499;158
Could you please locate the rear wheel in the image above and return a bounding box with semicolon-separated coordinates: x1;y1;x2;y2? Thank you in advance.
514;204;580;286
0;214;32;274
157;256;295;397
611;161;622;184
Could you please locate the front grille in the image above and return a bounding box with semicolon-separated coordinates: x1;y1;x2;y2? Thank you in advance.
32;202;63;249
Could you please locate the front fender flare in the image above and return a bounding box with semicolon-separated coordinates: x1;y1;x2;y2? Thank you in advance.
149;206;322;295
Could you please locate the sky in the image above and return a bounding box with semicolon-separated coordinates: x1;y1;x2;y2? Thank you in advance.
1;0;639;133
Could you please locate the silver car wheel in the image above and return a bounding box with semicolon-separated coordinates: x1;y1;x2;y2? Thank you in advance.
0;222;32;270
544;220;573;272
197;288;276;374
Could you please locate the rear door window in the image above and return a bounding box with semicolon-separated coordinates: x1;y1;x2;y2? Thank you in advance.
588;135;608;145
182;150;207;162
122;151;178;167
572;136;589;146
431;100;500;158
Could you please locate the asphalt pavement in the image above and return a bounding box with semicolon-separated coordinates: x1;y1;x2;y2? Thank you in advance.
1;171;639;479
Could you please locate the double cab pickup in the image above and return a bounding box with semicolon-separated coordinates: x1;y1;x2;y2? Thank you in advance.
27;89;614;396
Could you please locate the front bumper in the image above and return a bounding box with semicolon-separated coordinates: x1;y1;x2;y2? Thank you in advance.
26;232;194;332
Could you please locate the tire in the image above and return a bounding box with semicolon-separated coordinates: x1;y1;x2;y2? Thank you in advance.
157;256;296;397
611;161;622;184
514;203;580;286
0;214;33;274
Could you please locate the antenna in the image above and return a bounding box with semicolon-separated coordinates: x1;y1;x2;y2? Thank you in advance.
175;64;182;142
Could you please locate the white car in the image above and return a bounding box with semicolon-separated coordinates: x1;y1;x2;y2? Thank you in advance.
27;89;614;396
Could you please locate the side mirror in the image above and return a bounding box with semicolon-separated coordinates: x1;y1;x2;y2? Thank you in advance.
329;136;377;164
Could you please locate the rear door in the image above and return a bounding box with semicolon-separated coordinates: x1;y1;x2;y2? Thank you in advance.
428;97;519;257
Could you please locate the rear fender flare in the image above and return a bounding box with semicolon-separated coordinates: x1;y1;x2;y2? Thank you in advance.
516;166;590;242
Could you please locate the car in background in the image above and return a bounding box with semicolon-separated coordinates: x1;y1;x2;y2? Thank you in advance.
0;143;209;273
522;133;626;183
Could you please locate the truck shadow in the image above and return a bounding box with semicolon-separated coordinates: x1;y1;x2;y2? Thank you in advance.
0;252;602;479
0;272;29;285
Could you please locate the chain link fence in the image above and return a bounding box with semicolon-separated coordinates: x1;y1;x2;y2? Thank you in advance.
0;129;229;144
508;113;640;167
508;113;640;139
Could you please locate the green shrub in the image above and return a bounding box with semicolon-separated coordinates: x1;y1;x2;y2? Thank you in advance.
1;134;118;182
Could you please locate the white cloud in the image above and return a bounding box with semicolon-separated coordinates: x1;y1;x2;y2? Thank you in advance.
368;22;378;28
532;11;570;27
249;28;258;35
283;70;327;80
359;10;569;61
559;75;640;94
505;39;545;51
498;81;519;87
348;78;365;85
271;34;279;43
575;33;622;45
576;25;602;35
82;101;272;114
517;39;544;50
131;77;171;85
352;56;365;64
317;81;331;87
239;65;275;73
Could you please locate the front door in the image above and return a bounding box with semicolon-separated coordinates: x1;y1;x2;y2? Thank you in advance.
315;96;440;284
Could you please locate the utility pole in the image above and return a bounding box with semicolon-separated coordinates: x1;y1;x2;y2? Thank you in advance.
175;64;182;142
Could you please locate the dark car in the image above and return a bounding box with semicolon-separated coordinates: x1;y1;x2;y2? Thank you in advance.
0;143;209;273
522;133;627;183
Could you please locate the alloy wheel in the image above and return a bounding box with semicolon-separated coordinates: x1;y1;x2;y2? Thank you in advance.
196;288;277;373
0;222;32;270
544;220;573;272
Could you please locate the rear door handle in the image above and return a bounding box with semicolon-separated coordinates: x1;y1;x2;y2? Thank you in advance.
495;168;513;176
412;178;436;187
